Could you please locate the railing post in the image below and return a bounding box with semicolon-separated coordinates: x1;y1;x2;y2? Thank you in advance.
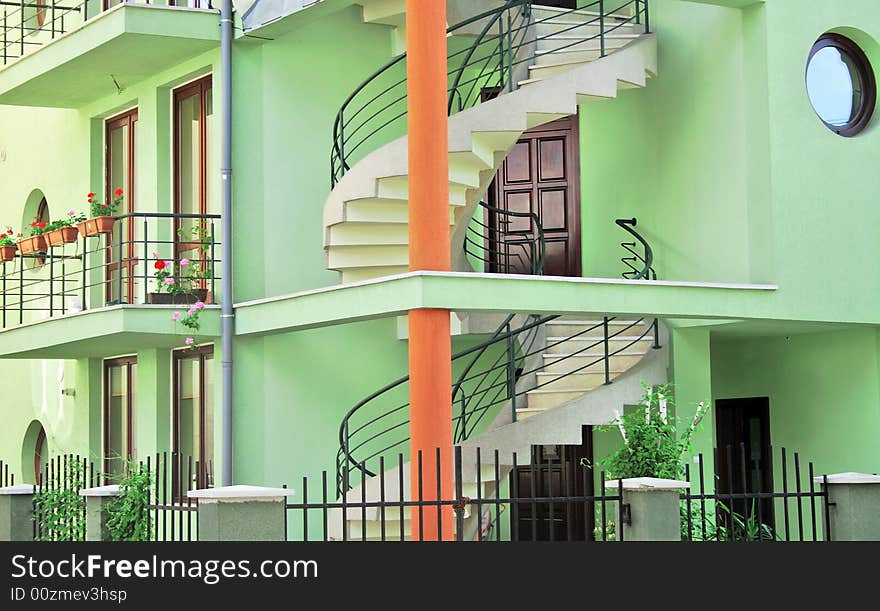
18;256;23;325
81;235;87;311
606;478;690;541
189;486;293;541
18;0;24;59
602;317;611;384
48;246;54;317
600;0;606;57
2;260;6;328
506;7;514;92
116;225;123;304
506;321;517;422
80;485;120;541
634;0;641;26
815;473;880;541
3;7;7;65
0;485;36;541
644;0;650;33
143;218;148;304
51;0;56;38
652;318;660;349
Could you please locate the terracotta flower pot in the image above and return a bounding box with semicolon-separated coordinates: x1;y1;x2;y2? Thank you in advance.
147;289;209;305
17;235;47;255
78;216;115;237
44;226;80;247
0;245;16;262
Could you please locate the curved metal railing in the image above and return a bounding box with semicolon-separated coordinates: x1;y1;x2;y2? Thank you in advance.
464;201;546;275
336;312;661;496
616;217;656;280
330;0;651;186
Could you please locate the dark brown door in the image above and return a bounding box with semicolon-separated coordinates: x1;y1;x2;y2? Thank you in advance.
488;116;582;277
510;426;593;541
105;108;137;305
715;397;774;530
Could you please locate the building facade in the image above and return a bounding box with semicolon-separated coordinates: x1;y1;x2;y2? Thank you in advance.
0;0;878;540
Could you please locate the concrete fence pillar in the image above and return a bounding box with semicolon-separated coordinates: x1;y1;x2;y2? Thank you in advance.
189;485;295;541
80;485;121;542
815;473;880;541
0;485;36;541
605;477;690;541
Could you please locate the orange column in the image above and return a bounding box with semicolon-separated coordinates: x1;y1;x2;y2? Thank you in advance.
406;0;453;541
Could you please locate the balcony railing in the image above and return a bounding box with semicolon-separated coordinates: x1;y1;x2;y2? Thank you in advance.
0;0;214;66
0;212;222;329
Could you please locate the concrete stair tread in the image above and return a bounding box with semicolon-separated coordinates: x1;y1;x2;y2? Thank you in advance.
543;351;648;358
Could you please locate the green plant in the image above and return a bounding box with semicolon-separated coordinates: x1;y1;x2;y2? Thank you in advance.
0;226;19;246
595;383;708;480
106;463;153;542
33;461;86;542
681;500;776;542
154;255;211;297
88;188;124;218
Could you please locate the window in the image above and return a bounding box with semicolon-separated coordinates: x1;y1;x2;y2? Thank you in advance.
174;76;214;295
105;108;138;304
806;34;876;137
104;356;137;482
173;345;214;490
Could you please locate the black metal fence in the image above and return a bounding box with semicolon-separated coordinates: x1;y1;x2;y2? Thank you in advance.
0;212;221;329
289;446;626;542
0;458;14;486
681;445;831;542
146;451;214;542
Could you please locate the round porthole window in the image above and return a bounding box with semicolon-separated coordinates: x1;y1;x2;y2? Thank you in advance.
806;33;876;136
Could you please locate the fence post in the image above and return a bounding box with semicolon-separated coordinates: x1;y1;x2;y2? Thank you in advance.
80;485;120;541
0;484;35;541
815;473;880;541
606;477;690;541
189;485;294;541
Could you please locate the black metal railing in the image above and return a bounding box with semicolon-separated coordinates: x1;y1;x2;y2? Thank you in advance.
616;217;656;280
337;314;661;497
146;451;213;542
0;212;221;330
0;458;14;486
0;0;214;67
331;0;651;186
465;201;546;275
682;445;831;542
290;445;625;542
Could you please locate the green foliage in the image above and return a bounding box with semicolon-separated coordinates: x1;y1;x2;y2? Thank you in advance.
681;500;777;542
88;189;124;218
597;383;708;480
106;464;153;542
33;461;86;542
0;226;18;246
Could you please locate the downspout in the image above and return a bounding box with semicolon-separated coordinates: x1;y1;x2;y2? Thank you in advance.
220;0;234;487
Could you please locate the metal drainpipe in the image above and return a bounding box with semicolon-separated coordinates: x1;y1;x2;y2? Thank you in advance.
220;0;234;487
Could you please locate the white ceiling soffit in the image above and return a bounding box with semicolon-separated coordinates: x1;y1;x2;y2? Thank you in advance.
240;0;323;31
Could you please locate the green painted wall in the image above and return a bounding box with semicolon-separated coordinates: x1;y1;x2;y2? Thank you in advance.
711;328;880;476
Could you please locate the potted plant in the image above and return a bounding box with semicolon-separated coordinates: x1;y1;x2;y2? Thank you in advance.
17;218;48;255
0;227;19;262
44;210;86;247
77;189;123;237
148;255;211;305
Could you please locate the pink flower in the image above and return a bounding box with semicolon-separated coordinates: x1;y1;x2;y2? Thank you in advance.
152;252;160;259
187;306;197;315
172;312;181;320
185;338;194;346
179;258;190;266
165;278;175;285
67;210;76;217
194;301;205;310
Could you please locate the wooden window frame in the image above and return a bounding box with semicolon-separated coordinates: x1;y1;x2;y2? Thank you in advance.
172;344;214;490
103;355;137;477
104;107;138;304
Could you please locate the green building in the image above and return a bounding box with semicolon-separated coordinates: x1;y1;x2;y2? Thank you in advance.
0;0;877;540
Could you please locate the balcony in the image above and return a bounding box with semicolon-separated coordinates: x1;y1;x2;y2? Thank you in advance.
0;1;218;107
0;212;221;358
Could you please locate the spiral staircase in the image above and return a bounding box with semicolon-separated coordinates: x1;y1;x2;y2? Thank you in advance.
326;1;664;540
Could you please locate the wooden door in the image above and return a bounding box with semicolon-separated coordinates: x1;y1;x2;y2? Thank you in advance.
105;108;137;305
715;397;775;530
488;116;582;276
510;426;594;541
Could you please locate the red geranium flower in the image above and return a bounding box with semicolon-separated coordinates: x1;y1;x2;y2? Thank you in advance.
114;188;124;197
39;222;46;229
154;260;167;270
87;192;95;198
88;198;93;203
30;221;37;227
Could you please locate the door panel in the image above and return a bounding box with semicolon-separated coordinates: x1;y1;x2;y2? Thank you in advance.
715;397;774;530
488;116;581;276
105;108;138;305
